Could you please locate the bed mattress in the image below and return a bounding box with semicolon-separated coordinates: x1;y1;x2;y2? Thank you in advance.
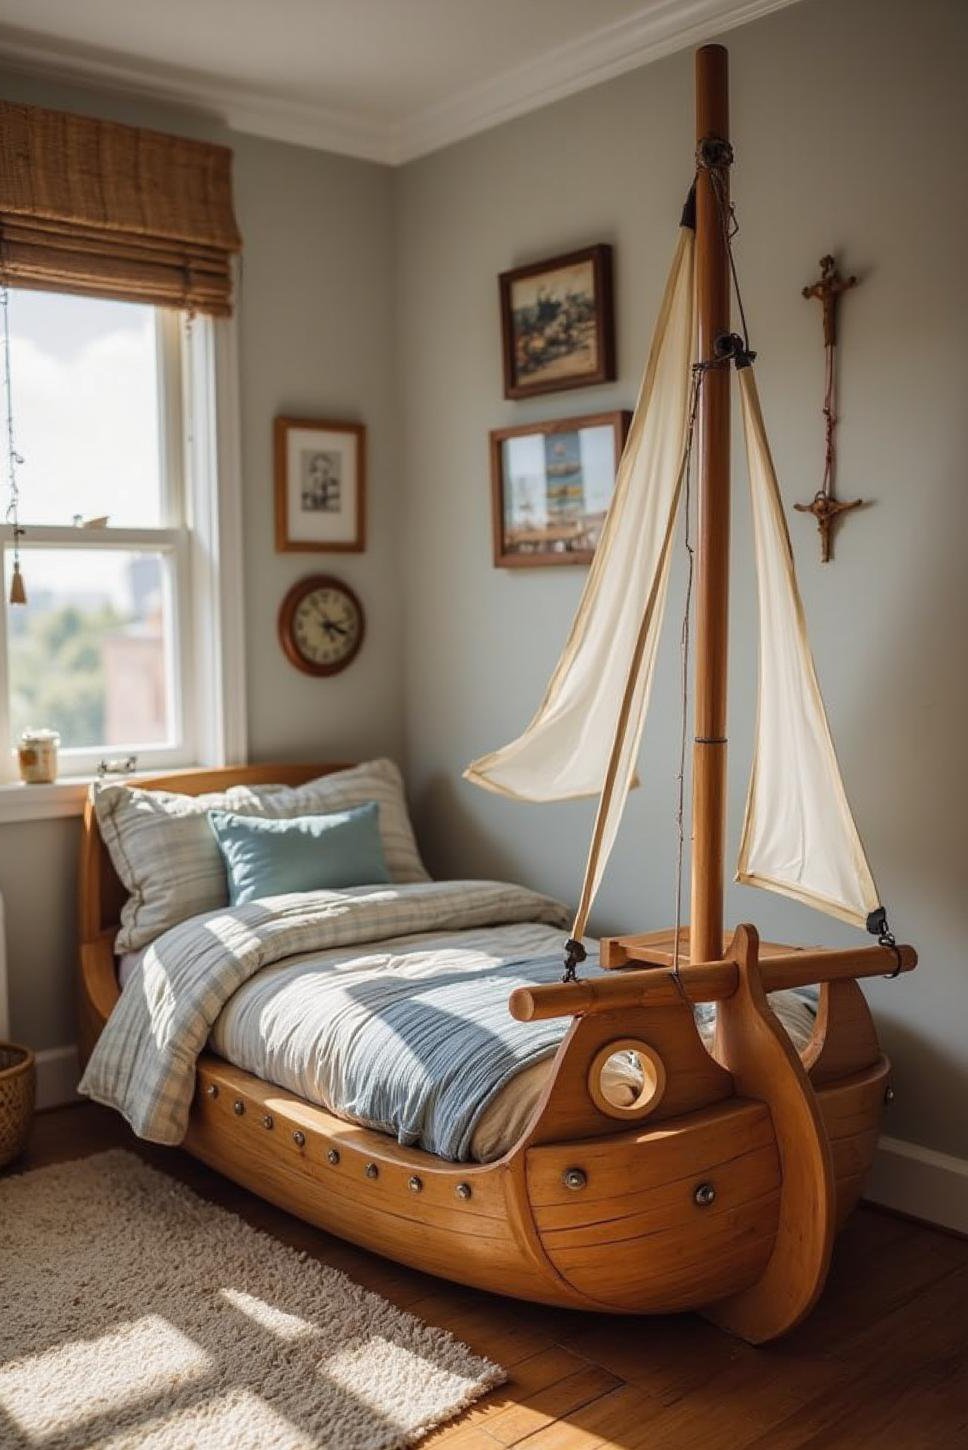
164;921;817;1163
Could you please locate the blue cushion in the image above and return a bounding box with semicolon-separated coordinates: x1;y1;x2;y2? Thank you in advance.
208;803;390;906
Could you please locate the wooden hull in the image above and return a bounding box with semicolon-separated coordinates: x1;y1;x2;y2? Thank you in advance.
181;1048;889;1317
76;768;911;1343
79;915;901;1340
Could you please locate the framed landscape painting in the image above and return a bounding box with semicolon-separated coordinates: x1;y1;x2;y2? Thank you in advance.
499;244;615;399
490;410;630;568
274;417;366;552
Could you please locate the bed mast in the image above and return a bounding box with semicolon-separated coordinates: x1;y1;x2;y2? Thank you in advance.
691;44;732;964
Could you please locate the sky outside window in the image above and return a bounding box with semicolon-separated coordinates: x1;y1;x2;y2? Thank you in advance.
6;288;162;532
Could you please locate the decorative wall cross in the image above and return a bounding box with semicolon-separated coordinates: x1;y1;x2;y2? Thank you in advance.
795;254;862;562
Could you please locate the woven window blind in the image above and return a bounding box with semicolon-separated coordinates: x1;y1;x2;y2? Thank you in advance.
0;100;242;315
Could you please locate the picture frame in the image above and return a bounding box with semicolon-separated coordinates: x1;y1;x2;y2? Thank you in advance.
499;244;615;400
490;410;631;568
274;417;366;553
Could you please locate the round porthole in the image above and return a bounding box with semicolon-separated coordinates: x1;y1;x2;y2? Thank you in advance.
587;1039;667;1121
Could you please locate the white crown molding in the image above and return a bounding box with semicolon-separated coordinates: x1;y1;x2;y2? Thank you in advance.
389;0;803;163
0;30;390;162
0;0;803;165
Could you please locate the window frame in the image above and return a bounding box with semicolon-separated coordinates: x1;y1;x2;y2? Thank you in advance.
0;291;246;816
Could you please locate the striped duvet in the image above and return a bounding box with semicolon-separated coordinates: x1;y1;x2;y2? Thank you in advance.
82;879;816;1161
80;881;571;1147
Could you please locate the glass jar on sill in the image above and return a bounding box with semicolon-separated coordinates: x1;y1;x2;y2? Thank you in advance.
17;729;60;785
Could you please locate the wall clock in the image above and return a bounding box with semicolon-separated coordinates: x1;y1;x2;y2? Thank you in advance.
278;575;365;676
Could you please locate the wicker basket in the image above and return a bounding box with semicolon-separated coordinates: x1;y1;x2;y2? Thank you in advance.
0;1042;35;1169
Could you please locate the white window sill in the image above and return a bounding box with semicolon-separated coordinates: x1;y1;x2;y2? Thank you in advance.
0;768;200;825
0;777;94;824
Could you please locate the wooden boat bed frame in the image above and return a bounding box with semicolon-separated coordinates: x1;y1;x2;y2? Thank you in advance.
78;762;915;1345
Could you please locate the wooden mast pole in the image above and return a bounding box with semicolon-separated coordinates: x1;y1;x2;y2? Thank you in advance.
690;44;731;964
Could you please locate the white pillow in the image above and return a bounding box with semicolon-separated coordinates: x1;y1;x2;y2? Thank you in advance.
94;758;429;953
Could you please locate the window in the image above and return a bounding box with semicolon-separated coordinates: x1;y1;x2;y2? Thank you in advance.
0;287;243;789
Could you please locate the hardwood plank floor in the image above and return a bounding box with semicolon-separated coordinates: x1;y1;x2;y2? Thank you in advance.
9;1103;968;1449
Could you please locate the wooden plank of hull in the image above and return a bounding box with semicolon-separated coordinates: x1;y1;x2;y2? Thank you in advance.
804;979;882;1084
181;1058;785;1315
527;1100;780;1312
817;1058;890;1138
527;1098;775;1209
546;1197;779;1314
536;1143;779;1250
195;1058;508;1214
816;1057;890;1228
185;1056;569;1306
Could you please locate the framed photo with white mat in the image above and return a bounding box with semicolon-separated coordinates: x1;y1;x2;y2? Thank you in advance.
274;417;366;552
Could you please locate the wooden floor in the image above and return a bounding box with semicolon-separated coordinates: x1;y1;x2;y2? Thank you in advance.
10;1103;968;1449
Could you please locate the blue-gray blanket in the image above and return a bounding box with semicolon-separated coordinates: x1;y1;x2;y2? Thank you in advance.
333;951;601;1159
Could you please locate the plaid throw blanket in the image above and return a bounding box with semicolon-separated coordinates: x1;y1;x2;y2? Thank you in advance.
80;881;571;1146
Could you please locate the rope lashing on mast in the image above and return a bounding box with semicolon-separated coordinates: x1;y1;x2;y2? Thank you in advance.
696;136;754;361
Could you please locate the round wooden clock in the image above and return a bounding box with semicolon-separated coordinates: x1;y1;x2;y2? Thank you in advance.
278;575;365;676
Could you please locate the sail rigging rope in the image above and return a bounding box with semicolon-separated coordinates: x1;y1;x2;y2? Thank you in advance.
561;361;705;985
1;280;26;604
561;356;719;988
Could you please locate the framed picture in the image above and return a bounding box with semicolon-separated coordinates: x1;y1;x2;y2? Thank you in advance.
499;244;615;400
490;410;630;568
274;417;366;552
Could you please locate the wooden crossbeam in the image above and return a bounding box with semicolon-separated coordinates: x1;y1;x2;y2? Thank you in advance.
508;937;916;1022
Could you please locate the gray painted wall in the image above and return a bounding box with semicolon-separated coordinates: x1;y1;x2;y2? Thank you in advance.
0;71;402;1051
395;0;968;1159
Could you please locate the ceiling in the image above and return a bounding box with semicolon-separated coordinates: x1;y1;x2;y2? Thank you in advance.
0;0;801;163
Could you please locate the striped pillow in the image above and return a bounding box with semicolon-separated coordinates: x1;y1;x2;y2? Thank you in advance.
94;758;429;953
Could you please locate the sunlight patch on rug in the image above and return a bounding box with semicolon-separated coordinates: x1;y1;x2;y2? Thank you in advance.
0;1150;505;1450
0;1315;210;1433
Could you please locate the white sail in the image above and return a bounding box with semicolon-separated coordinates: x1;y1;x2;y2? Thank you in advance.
736;365;880;929
466;224;695;933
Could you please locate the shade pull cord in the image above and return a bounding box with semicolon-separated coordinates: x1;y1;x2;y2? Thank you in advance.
1;277;26;605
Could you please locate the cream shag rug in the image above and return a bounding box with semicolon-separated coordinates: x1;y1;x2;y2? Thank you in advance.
0;1150;504;1450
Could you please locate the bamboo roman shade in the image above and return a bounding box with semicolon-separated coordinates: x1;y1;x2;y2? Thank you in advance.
0;100;242;315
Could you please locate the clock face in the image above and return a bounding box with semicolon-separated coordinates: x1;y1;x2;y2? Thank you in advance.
279;576;364;676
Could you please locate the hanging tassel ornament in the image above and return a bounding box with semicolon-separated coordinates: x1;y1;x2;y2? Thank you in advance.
1;281;26;604
8;535;25;604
